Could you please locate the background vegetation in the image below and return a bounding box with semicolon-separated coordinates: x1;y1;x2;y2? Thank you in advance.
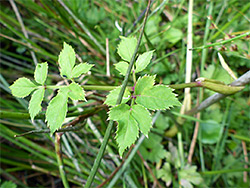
0;0;249;187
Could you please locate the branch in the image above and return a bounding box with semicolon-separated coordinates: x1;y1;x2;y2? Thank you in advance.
187;70;250;115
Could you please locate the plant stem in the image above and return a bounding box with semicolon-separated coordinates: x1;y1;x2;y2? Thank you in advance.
84;1;151;187
201;168;250;175
83;85;122;91
210;2;250;41
55;133;70;188
191;31;250;50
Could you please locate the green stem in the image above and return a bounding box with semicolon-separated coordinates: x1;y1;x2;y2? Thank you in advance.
177;132;184;169
191;31;250;50
55;133;70;188
83;85;122;91
45;85;66;89
201;168;250;175
44;80;226;92
84;1;152;187
210;2;250;41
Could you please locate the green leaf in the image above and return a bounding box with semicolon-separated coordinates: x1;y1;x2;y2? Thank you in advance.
179;165;203;187
0;181;17;188
109;103;131;120
114;61;129;76
139;132;167;162
104;86;131;106
134;75;155;95
72;63;94;78
136;85;181;110
165;27;183;44
29;88;45;121
157;162;172;186
68;82;86;101
135;50;154;73
58;42;76;79
199;120;223;144
34;62;48;85
117;36;137;62
131;104;152;137
46;87;69;135
109;103;153;156
109;104;139;156
9;77;37;98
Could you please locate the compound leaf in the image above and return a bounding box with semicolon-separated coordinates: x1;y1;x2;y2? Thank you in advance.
29;88;45;121
68;82;86;101
136;85;181;110
34;62;48;85
135;50;154;73
117;36;137;62
134;75;155;95
104;86;131;106
114;61;129;76
72;63;94;78
58;42;75;79
9;77;37;98
46;87;69;135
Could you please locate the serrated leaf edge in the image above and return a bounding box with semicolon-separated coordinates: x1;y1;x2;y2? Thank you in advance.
9;77;37;98
137;85;181;111
28;88;45;122
34;62;48;85
131;104;152;137
117;36;137;61
115;118;139;156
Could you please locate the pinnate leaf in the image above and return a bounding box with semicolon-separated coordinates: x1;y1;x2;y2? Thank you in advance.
134;75;155;95
104;86;131;106
136;85;181;110
117;36;137;62
29;88;45;121
58;42;76;79
72;63;94;78
135;50;154;73
34;62;48;85
9;77;37;98
46;87;69;135
114;61;129;76
68;82;86;101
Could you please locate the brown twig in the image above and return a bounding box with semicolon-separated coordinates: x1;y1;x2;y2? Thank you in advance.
96;147;133;188
137;151;163;188
14;106;103;137
242;141;248;182
68;30;105;60
188;112;200;164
